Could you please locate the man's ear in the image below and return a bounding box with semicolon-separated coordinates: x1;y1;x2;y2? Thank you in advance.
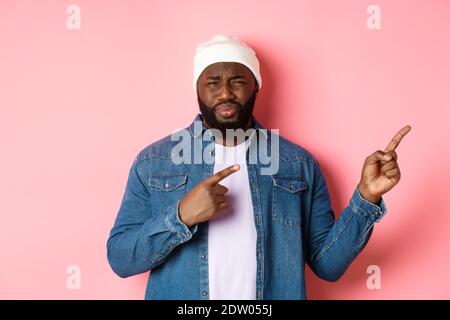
252;74;259;93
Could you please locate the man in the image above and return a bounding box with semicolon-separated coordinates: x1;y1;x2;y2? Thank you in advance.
107;34;411;300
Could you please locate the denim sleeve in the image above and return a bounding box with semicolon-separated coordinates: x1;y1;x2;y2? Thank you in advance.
305;160;387;282
107;157;198;278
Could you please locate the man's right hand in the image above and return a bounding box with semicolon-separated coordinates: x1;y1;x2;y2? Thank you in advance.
178;164;240;228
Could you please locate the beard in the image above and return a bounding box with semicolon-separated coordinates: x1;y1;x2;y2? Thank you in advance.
197;90;257;137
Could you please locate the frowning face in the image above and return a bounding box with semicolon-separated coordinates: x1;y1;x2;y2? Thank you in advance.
197;62;258;134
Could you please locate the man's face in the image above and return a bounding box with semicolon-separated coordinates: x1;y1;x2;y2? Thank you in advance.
197;62;258;134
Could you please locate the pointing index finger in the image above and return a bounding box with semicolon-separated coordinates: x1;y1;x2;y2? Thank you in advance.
384;125;412;152
206;164;240;185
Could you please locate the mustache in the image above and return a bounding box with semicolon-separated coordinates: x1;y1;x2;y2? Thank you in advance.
213;101;242;110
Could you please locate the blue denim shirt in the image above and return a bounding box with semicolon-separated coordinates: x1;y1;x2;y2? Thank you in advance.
107;114;387;300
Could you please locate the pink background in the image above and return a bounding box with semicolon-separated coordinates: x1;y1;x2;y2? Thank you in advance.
1;0;449;299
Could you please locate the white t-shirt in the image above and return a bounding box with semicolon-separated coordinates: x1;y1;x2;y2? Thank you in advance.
208;137;257;300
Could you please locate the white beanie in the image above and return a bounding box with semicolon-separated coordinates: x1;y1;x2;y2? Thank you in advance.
193;34;262;93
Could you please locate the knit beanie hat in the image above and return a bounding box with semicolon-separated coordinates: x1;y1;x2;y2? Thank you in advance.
193;34;262;93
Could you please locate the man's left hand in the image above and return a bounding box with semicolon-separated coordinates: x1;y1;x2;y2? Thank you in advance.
357;125;412;204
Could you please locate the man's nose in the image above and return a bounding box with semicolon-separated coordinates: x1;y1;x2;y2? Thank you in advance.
218;83;236;101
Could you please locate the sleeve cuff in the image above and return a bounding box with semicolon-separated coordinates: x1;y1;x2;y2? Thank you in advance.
351;187;388;223
164;200;198;243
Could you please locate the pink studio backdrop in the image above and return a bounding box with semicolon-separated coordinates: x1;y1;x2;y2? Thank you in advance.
1;0;449;299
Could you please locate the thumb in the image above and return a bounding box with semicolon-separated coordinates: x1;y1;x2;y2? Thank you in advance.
365;150;392;165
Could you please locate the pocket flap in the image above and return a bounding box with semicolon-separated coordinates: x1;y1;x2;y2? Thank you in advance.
149;173;187;191
272;175;307;193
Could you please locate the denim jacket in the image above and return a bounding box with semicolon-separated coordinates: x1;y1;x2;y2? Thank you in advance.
107;114;387;300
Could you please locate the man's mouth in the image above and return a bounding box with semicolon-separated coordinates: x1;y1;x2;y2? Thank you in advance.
215;103;239;119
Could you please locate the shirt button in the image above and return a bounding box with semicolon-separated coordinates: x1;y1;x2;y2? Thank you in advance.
201;254;206;259
164;183;170;189
202;291;208;296
290;185;295;190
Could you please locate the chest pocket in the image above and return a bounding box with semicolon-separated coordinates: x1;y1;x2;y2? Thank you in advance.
148;173;188;208
272;175;307;227
149;173;188;192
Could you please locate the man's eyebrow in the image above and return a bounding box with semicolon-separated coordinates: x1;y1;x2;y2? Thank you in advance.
205;75;247;81
229;75;246;80
206;75;221;81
